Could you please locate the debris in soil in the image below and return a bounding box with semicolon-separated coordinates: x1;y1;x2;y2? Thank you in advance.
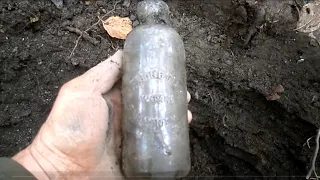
29;16;39;23
67;0;121;58
103;16;132;40
64;26;99;45
123;0;131;8
235;5;248;23
295;1;320;33
50;0;63;9
272;84;285;94
306;129;320;180
267;84;285;101
266;93;281;101
243;3;266;46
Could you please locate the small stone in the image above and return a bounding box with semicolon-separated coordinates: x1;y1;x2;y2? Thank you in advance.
123;0;131;8
236;6;247;22
50;0;63;9
225;60;233;65
130;14;136;21
207;35;212;42
12;47;18;53
310;39;318;47
71;58;79;66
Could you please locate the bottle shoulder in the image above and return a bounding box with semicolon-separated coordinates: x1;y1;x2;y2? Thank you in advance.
128;24;180;38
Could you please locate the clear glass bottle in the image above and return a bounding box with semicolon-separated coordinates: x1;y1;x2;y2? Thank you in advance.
122;0;190;179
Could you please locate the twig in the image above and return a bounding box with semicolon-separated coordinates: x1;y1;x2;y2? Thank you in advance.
65;26;99;45
293;0;301;21
84;0;120;33
306;128;320;179
67;0;121;58
305;136;315;149
222;114;227;127
69;35;82;58
208;90;213;105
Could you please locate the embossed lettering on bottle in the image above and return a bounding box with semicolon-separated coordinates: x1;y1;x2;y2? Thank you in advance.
121;0;191;179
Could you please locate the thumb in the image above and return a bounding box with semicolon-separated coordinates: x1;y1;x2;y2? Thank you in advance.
63;50;123;95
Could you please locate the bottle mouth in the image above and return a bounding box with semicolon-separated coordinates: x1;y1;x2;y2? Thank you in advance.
136;0;170;25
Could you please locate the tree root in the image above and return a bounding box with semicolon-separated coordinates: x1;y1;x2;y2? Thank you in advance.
306;128;320;180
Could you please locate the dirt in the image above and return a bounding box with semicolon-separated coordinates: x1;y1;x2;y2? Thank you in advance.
1;0;320;179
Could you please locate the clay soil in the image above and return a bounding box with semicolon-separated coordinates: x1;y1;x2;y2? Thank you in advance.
1;0;320;179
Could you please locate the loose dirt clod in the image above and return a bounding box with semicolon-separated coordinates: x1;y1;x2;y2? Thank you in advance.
103;16;132;40
244;4;266;46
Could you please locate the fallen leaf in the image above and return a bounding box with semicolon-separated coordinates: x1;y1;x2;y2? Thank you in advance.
266;93;281;101
103;16;132;40
295;1;320;33
272;84;285;94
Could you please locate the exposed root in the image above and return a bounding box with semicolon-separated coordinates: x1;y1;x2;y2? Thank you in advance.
306;128;320;180
65;26;99;45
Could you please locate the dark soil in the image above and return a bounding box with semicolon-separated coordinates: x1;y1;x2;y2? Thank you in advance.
1;0;320;179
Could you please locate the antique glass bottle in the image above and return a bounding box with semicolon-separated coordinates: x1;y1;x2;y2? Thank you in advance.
122;0;190;179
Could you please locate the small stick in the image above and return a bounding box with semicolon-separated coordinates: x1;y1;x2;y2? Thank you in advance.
67;0;121;58
65;26;99;45
306;128;320;179
69;35;82;58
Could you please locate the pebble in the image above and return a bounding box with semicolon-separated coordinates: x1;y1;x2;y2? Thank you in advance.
236;6;247;22
123;0;131;8
130;14;136;21
50;0;63;9
310;39;318;47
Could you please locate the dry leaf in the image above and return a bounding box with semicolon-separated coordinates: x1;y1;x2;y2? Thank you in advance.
296;1;320;33
266;93;281;101
103;16;132;40
272;84;285;94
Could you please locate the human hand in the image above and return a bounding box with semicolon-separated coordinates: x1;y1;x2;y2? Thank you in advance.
12;50;192;180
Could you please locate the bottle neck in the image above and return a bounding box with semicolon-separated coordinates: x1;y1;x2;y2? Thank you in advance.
139;18;169;26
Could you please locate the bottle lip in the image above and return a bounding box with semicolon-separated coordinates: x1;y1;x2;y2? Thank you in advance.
136;0;170;25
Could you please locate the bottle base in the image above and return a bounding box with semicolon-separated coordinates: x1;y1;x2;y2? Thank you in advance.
124;170;190;180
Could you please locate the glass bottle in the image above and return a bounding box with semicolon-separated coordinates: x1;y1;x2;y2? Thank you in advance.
122;0;190;179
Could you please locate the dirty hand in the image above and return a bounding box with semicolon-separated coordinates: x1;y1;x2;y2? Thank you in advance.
12;50;192;180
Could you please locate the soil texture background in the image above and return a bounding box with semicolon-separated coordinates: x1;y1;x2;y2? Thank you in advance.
1;0;320;179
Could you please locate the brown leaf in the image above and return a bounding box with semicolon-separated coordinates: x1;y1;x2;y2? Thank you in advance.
266;93;281;101
272;84;285;94
103;16;132;40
